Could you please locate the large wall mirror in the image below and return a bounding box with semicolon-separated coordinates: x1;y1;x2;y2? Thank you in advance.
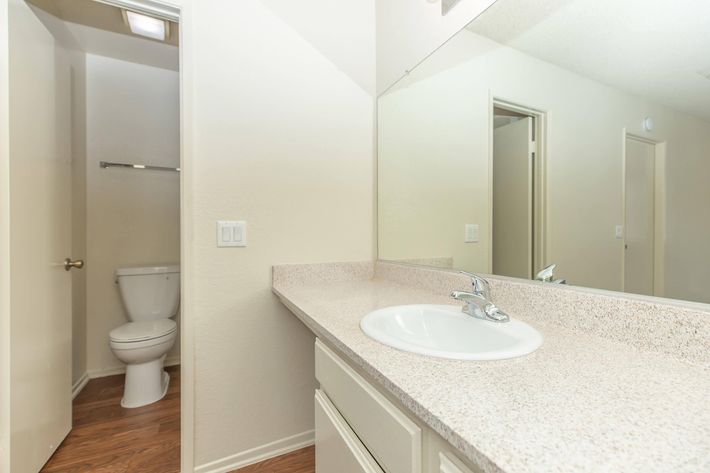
378;0;710;304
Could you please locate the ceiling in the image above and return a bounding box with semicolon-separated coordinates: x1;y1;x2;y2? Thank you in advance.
468;0;710;121
29;0;178;45
27;0;178;70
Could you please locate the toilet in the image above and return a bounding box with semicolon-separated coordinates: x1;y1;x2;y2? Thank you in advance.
109;265;179;408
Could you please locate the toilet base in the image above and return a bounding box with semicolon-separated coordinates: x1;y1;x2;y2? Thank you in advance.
121;358;171;408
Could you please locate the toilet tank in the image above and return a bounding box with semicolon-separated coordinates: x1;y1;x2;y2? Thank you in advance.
116;265;180;321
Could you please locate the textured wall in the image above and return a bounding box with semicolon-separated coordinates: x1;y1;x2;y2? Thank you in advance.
85;54;180;375
179;0;376;467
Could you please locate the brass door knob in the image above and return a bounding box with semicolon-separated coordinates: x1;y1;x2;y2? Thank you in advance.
64;258;85;271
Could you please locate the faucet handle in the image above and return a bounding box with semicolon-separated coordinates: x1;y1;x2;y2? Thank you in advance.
458;271;490;299
535;264;558;282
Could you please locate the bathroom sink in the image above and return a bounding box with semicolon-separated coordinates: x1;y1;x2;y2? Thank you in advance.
360;305;542;360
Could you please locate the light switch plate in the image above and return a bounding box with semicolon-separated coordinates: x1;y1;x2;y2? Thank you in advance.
615;225;623;239
217;220;247;247
465;224;479;243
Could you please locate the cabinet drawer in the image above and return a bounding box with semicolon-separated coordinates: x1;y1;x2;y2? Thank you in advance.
315;339;422;473
315;390;383;473
439;452;477;473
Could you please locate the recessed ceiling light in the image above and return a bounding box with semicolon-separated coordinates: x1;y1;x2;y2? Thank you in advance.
123;10;167;41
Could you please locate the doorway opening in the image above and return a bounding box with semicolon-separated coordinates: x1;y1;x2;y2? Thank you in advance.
489;99;547;279
622;133;666;297
8;0;183;472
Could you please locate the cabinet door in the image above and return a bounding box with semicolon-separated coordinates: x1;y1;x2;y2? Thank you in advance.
315;390;384;473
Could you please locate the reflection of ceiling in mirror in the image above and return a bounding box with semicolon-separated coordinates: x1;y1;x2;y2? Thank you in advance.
467;0;710;121
442;0;464;15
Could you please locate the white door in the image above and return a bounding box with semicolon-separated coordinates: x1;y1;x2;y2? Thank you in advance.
9;3;75;471
624;137;655;296
492;118;534;279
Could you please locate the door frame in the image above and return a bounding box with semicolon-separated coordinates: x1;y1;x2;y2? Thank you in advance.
126;2;195;471
488;95;548;278
97;2;195;470
0;1;193;472
621;131;666;297
0;2;11;472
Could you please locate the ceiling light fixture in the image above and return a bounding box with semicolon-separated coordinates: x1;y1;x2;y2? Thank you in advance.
123;10;168;41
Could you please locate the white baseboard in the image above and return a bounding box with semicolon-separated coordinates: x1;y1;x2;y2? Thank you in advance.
194;430;315;473
87;356;181;379
71;372;89;399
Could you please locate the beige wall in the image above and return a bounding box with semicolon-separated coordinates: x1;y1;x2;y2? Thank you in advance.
376;0;496;94
379;30;710;298
85;54;180;376
260;0;375;95
178;0;375;468
379;72;489;273
664;117;710;303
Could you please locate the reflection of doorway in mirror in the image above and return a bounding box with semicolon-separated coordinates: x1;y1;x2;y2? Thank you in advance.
491;101;546;280
623;135;666;297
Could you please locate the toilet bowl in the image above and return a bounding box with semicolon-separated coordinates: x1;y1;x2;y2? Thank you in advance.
110;265;180;408
110;319;177;407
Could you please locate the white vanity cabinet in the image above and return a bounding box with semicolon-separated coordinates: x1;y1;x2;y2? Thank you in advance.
314;339;482;473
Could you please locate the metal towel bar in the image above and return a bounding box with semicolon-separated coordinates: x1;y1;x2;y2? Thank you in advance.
99;161;180;172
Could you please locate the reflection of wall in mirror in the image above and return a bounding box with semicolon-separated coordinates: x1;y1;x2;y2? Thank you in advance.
378;31;710;302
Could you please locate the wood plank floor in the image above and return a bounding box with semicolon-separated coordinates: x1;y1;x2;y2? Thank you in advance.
40;364;315;473
230;446;315;473
41;365;181;473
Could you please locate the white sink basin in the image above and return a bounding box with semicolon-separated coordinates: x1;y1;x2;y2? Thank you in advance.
360;305;542;361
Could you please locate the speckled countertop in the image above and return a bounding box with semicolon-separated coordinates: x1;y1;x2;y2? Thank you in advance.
272;261;710;473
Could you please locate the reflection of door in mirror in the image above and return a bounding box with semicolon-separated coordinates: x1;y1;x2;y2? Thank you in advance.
624;137;656;296
492;115;534;279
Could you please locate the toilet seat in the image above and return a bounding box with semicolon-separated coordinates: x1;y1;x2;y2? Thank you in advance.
110;319;177;344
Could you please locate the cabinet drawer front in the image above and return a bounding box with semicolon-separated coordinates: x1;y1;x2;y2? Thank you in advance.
439;452;477;473
315;339;422;473
315;390;383;473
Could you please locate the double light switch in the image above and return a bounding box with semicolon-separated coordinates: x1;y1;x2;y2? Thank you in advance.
464;224;480;243
217;221;247;247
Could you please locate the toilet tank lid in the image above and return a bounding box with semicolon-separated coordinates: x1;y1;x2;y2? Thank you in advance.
115;264;180;276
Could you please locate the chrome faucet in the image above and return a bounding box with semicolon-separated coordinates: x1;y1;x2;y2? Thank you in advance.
535;264;566;284
451;271;510;323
